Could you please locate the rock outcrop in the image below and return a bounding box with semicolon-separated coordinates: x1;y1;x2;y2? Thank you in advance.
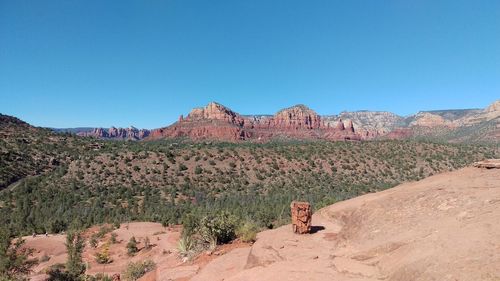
188;166;500;281
149;102;363;142
473;159;500;169
53;99;499;143
78;127;150;140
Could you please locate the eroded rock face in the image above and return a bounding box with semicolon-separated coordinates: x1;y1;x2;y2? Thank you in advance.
149;102;363;142
186;102;246;126
291;201;312;234
384;128;413;139
78;127;150;140
270;105;323;129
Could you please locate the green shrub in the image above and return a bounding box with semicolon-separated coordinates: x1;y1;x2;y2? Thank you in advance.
40;254;51;263
144;237;151;250
95;243;112;264
110;233;118;244
236;221;259;243
126;237;138;256
199;211;238;245
177;235;194;258
89;236;98;248
122;260;156;281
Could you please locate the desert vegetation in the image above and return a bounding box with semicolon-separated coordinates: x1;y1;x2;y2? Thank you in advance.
0;115;499;256
1;133;498;238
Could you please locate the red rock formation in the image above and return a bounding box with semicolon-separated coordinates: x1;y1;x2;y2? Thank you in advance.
290;201;312;234
384;128;413;140
78;127;150;140
336;119;345;130
347;120;355;133
148;102;363;142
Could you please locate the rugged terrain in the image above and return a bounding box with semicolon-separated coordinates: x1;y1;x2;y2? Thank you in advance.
0;113;498;237
186;164;500;281
149;102;361;141
23;164;500;281
53;100;500;143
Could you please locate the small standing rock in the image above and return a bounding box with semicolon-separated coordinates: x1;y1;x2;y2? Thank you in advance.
291;201;312;234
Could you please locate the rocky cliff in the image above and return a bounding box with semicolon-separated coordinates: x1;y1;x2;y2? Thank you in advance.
51;100;499;143
149;102;362;142
77;126;150;140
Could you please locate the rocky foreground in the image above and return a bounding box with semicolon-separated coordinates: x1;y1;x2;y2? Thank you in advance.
26;163;500;281
187;164;500;281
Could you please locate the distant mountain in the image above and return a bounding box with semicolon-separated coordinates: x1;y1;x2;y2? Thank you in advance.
399;101;500;143
321;101;499;143
77;127;150;140
52;126;150;140
149;102;360;141
323;111;405;137
52;127;95;134
48;100;499;143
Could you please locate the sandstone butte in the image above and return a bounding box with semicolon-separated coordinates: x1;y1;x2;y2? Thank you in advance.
26;161;500;281
149;102;362;142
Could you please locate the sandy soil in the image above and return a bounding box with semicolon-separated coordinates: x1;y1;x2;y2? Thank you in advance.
26;223;183;280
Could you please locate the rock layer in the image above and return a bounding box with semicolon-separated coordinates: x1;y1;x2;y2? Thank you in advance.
149;102;362;142
78;127;150;140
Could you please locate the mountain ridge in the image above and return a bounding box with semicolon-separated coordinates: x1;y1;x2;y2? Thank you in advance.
39;99;500;142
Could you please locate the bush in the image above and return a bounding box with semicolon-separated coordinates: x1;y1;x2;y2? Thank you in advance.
40;254;51;263
90;236;98;248
95;243;112;264
236;221;259;243
110;233;118;244
177;235;194;258
144;237;152;250
199;211;238;245
122;260;156;281
194;166;203;174
126;237;138;256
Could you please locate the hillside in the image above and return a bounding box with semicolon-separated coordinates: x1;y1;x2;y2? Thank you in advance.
0;113;498;236
0;114;92;189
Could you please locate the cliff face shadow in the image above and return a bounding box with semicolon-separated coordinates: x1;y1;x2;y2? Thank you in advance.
310;226;325;234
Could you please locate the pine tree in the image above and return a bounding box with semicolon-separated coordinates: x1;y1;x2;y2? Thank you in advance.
65;231;85;278
0;228;37;280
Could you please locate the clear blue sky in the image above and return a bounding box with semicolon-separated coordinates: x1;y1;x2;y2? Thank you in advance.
1;0;499;128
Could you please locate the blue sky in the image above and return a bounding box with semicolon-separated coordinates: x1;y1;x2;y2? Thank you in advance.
1;0;499;128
